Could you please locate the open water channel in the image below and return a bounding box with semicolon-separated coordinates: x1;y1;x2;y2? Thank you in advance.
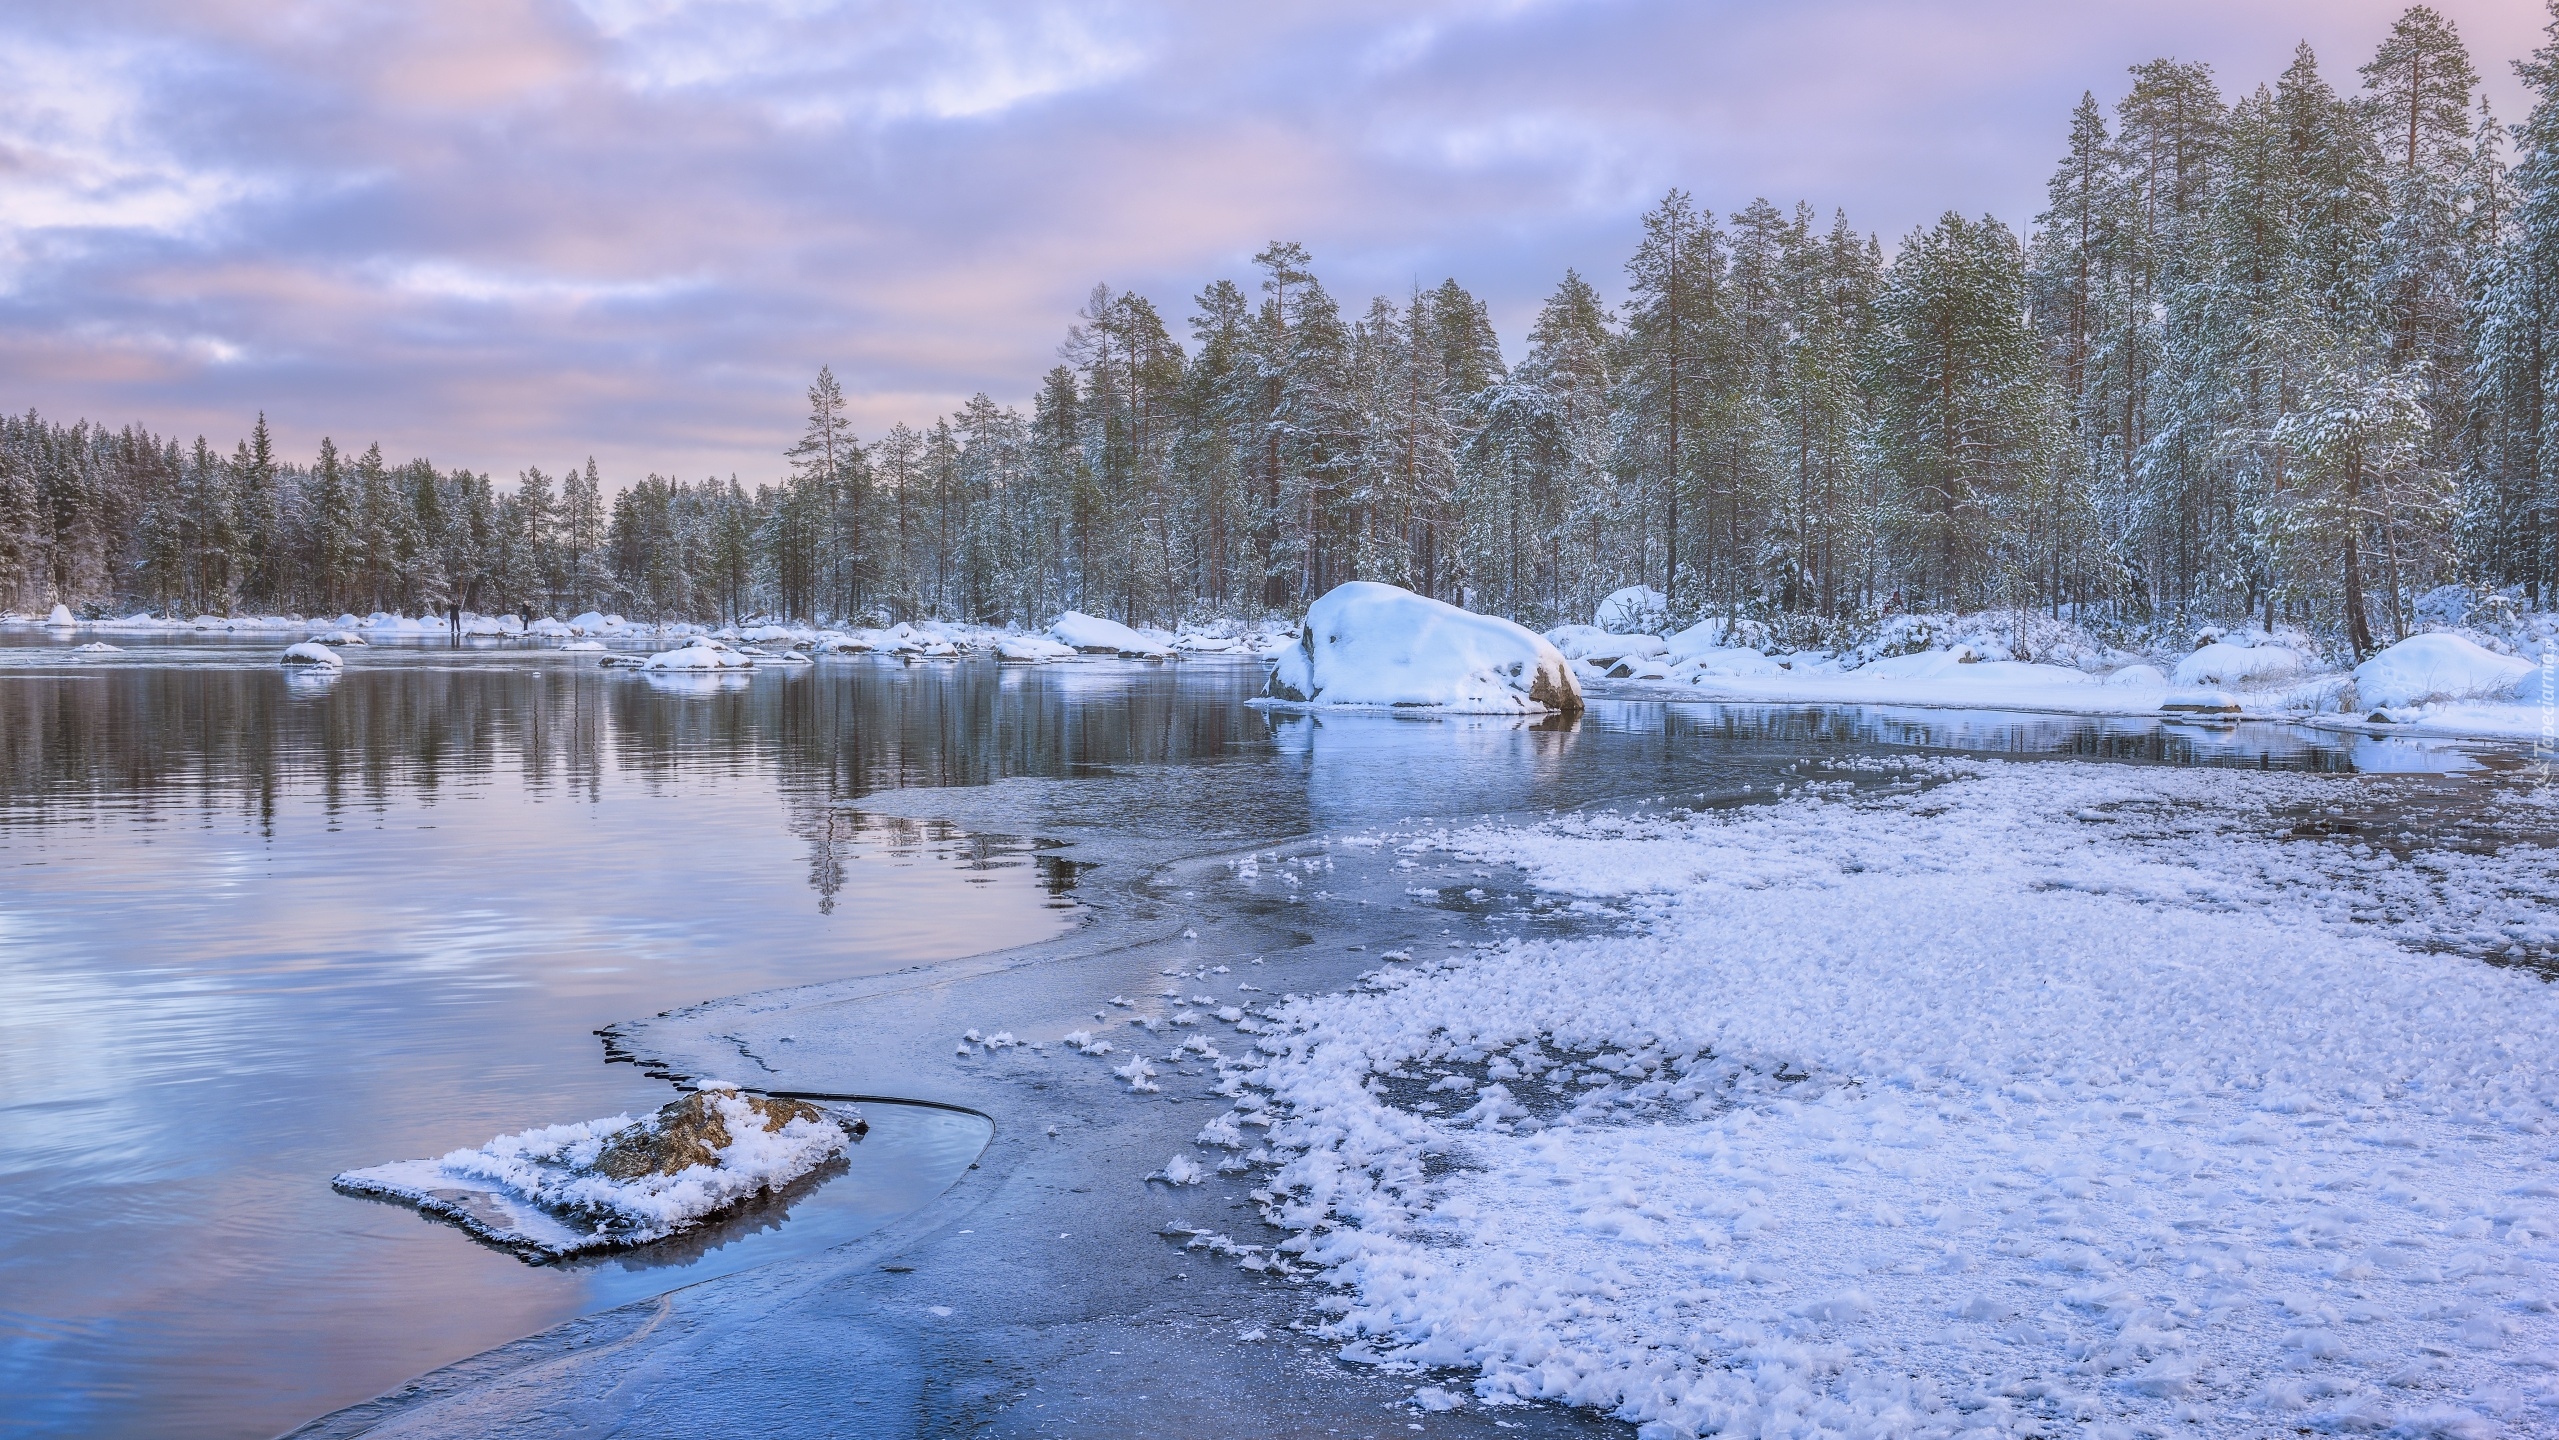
0;633;2488;1438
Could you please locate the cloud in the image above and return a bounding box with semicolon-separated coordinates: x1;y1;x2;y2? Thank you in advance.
0;0;2542;482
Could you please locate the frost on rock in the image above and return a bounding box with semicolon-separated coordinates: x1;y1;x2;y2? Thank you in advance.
1235;764;2559;1438
1262;582;1582;715
332;1085;862;1260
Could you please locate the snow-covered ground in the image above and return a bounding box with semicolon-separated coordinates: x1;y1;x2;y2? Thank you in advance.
1564;609;2557;744
1209;762;2559;1437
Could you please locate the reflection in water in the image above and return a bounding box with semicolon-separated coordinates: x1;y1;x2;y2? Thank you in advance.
0;637;2500;1440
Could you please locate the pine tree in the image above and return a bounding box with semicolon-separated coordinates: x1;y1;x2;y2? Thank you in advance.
1871;213;2056;607
560;459;607;614
305;437;358;613
1617;190;1726;611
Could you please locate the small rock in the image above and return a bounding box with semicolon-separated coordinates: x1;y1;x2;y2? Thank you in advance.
595;1087;858;1180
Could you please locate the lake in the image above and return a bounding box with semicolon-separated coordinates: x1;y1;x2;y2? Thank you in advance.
0;632;2474;1438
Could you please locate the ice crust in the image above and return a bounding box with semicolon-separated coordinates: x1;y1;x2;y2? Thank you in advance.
333;1089;856;1259
1226;764;2559;1437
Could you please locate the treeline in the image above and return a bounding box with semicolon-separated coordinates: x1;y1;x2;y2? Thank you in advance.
6;7;2558;654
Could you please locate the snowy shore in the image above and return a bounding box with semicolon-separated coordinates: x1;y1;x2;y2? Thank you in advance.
1220;761;2559;1436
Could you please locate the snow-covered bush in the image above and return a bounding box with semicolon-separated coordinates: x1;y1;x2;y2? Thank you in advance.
1593;585;1667;634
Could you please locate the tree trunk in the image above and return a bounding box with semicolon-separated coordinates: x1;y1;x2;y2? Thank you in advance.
2341;455;2375;659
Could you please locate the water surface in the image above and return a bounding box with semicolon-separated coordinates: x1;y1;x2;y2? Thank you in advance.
0;634;2479;1438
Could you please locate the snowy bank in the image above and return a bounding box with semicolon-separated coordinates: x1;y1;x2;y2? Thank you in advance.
1218;763;2559;1436
1264;582;1582;715
333;1086;862;1259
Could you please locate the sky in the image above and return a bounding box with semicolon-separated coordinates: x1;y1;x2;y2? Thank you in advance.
0;0;2545;488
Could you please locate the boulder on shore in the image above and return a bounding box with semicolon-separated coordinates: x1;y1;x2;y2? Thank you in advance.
1263;582;1582;715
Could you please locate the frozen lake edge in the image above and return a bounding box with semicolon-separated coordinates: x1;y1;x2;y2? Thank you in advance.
284;715;2558;1440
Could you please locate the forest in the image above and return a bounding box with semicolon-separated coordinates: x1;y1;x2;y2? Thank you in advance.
5;6;2557;656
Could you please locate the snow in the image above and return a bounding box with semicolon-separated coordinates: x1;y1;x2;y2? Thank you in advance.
2353;634;2538;710
333;1087;857;1259
1050;611;1174;657
1669;646;1783;679
311;630;365;646
280;642;343;667
559;640;605;652
1594;586;1667;633
73;641;121;653
44;603;73;626
2170;641;2306;689
643;643;753;671
997;634;1077;662
1224;763;2559;1437
1261;582;1582;715
2160;686;2242;714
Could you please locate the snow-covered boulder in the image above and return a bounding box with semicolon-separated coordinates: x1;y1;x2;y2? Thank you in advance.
2169;641;2303;689
2104;663;2167;687
2352;633;2538;709
74;641;121;653
332;1085;864;1259
1672;647;1783;679
1594;585;1667;634
311;630;366;646
997;634;1076;663
281;642;343;667
2160;686;2240;715
643;644;753;671
1263;582;1582;714
45;604;76;626
559;640;605;652
1050;611;1175;657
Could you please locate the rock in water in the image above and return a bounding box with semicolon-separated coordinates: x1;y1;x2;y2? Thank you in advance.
331;1083;869;1259
596;1087;857;1180
1264;582;1582;715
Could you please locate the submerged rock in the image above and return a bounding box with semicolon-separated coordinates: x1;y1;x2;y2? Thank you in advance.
596;1087;859;1180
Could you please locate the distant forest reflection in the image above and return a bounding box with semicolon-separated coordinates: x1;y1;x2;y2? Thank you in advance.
0;653;1286;907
